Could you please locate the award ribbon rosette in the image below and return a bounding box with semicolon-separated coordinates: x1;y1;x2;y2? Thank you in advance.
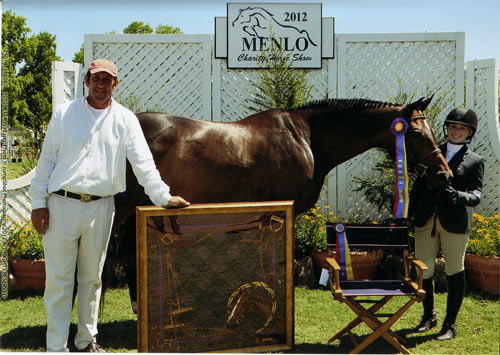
334;223;354;280
391;118;409;219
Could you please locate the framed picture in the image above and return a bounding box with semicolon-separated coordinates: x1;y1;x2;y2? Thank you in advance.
136;201;294;352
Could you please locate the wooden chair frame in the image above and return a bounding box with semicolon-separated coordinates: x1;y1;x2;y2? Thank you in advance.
326;223;427;354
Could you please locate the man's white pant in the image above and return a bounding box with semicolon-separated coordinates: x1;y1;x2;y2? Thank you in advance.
43;193;114;352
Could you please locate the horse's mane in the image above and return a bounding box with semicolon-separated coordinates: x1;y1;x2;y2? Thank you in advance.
292;98;398;112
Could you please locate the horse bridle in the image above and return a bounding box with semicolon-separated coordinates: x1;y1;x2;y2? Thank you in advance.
405;115;442;178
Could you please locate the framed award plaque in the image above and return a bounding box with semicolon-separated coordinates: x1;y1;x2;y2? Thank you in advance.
136;201;294;352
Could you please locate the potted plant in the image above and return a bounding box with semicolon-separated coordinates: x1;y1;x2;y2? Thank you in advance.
295;205;332;260
295;206;383;280
464;213;500;295
7;219;46;292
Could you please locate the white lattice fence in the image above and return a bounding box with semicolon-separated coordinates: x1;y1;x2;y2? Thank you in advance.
85;34;212;119
213;59;334;122
4;62;84;226
4;171;36;225
332;33;465;221
466;58;500;214
20;33;494;226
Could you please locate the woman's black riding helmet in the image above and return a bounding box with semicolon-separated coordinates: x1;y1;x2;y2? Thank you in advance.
443;108;478;143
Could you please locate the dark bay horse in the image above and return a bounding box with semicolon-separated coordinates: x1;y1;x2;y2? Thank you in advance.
113;96;451;232
111;97;452;307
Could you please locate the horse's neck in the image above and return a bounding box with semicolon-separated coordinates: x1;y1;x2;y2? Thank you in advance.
310;109;395;172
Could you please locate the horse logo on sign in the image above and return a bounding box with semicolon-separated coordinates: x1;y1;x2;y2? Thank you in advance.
231;6;318;47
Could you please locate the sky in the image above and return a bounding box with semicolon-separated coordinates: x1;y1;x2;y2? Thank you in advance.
2;0;500;63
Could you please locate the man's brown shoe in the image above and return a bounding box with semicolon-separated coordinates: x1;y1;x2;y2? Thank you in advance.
81;342;106;353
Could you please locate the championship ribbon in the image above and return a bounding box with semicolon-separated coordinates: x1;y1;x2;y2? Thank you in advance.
334;223;354;280
391;118;409;219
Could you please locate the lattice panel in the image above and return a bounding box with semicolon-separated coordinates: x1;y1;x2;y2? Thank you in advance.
91;40;209;119
218;59;330;122
338;38;461;221
63;71;76;102
469;64;499;214
6;186;32;225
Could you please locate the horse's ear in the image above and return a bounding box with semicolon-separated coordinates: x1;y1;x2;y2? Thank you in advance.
420;95;434;111
402;97;423;116
405;96;433;114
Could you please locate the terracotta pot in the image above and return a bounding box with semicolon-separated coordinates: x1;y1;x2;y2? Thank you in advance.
9;258;46;292
309;249;384;280
464;254;499;295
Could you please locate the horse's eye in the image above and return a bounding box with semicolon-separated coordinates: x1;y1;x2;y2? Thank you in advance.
407;129;423;137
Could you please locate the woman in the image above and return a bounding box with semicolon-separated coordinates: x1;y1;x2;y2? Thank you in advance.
409;108;484;340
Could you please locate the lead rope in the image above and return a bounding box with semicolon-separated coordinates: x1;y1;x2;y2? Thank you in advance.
431;212;438;238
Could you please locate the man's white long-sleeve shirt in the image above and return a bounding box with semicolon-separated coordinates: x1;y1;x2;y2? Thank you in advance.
29;97;171;209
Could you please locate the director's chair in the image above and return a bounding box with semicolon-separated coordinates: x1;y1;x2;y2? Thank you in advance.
325;223;427;354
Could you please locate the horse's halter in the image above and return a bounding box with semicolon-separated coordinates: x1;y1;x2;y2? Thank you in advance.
405;115;442;178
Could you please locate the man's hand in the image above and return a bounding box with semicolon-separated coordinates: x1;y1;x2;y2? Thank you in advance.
32;208;49;235
165;196;190;208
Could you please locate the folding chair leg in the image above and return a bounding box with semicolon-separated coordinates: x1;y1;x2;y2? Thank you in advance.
328;298;390;344
345;297;416;354
328;322;359;344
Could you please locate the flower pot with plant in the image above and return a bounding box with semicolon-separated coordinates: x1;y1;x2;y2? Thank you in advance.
7;219;46;292
464;213;500;295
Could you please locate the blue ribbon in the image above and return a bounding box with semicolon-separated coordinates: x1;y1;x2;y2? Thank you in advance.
391;118;409;219
335;223;353;280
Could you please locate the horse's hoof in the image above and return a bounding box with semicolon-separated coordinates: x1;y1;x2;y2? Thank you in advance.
131;301;137;314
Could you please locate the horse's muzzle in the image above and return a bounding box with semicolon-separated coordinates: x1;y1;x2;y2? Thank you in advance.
424;169;453;191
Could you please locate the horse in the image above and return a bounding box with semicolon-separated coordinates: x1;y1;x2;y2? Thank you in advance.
111;97;452;308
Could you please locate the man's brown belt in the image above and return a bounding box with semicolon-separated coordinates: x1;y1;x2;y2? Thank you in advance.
54;190;102;203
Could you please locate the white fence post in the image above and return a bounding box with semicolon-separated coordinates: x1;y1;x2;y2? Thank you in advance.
466;58;500;213
51;61;84;109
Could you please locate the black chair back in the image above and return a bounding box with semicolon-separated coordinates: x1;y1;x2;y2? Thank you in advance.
326;223;408;249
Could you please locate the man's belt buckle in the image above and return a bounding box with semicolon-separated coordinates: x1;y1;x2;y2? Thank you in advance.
81;194;92;203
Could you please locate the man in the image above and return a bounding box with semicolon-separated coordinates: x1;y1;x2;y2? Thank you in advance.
410;108;484;341
29;58;189;352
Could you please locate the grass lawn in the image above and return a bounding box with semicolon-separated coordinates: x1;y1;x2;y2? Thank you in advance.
6;161;35;180
6;162;25;180
0;286;498;353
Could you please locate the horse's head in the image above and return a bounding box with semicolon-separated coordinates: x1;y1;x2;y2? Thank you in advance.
398;97;452;190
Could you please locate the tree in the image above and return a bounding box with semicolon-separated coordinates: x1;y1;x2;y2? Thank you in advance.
123;21;153;34
2;10;60;139
19;32;59;139
73;43;84;64
155;23;182;34
247;34;311;111
2;10;32;127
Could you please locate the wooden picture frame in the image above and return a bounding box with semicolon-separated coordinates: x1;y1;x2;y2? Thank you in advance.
136;201;294;353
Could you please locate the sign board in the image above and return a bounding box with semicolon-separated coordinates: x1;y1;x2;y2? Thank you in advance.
136;201;294;353
226;3;323;68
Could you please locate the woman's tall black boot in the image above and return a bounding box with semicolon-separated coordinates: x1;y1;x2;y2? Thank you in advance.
436;270;466;340
416;277;438;332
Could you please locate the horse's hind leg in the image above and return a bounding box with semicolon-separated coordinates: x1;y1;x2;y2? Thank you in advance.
121;213;138;313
